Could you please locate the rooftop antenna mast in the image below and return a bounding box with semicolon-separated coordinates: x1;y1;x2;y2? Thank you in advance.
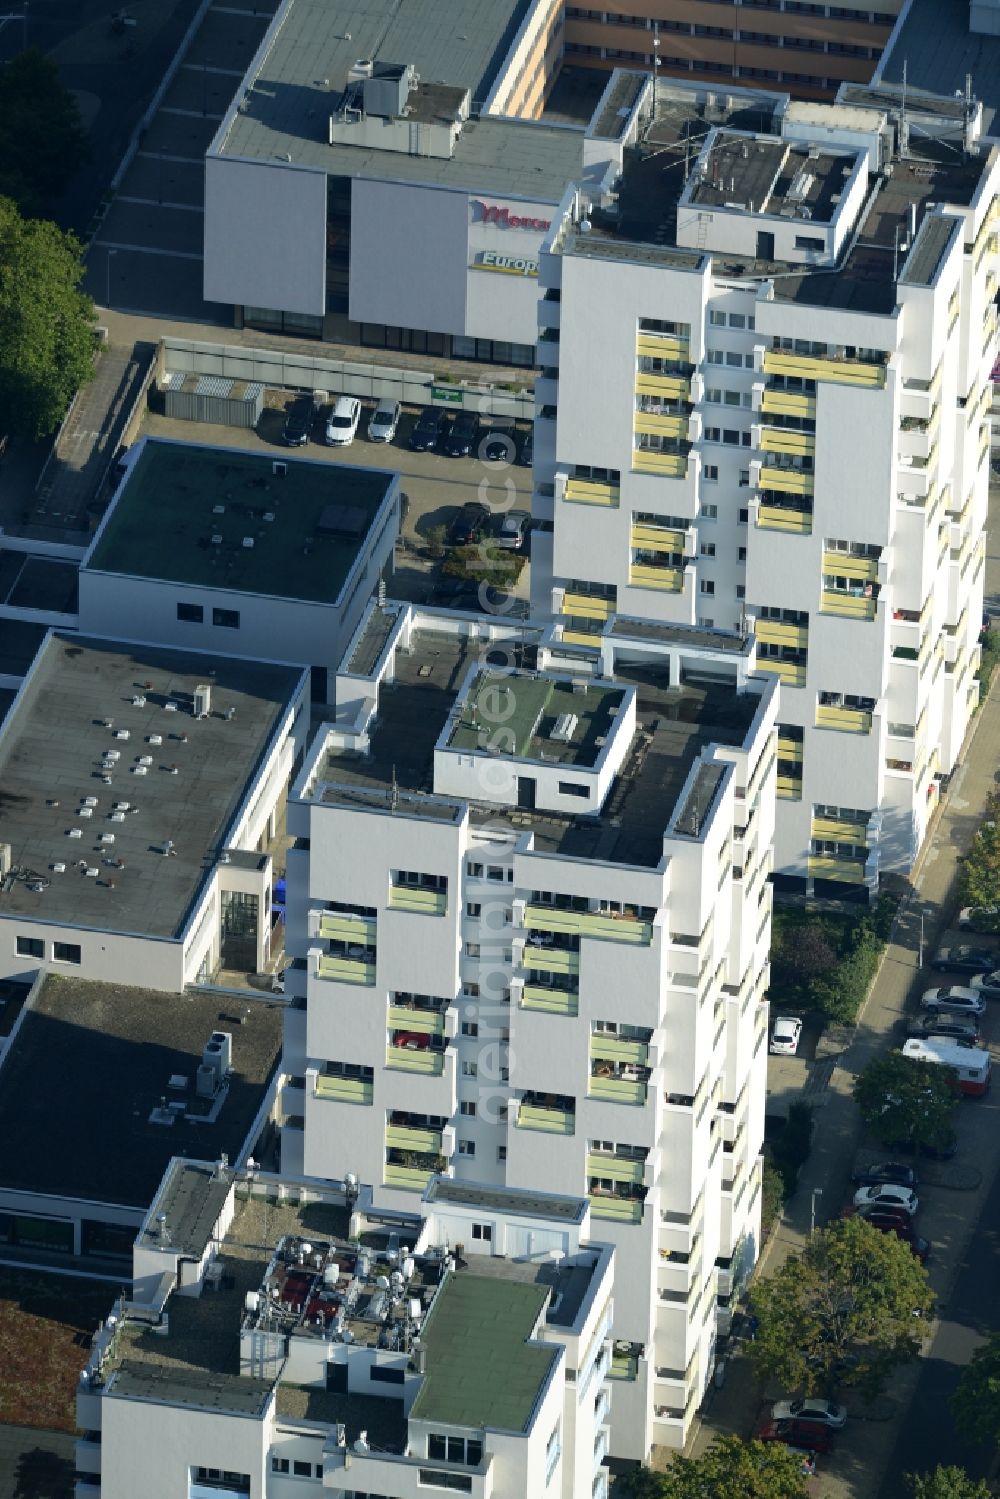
651;23;660;123
390;765;399;813
898;59;910;159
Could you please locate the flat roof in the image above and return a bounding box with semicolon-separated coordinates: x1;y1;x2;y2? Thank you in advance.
0;976;283;1205
410;1272;556;1432
314;626;760;866
108;1364;273;1416
446;670;625;767
689;135;852;224
426;1178;587;1223
215;0;583;200
899;214;961;287
87;439;395;606
878;0;1000;134
0;633;302;938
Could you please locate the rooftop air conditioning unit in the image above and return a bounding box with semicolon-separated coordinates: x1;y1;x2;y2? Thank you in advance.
203;1030;233;1079
196;1063;217;1099
550;712;579;744
194;684;212;719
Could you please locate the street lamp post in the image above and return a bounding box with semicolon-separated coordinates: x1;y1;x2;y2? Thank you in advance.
810;1186;823;1236
106;248;117;309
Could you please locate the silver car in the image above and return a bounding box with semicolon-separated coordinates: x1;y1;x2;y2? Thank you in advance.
368;400;401;443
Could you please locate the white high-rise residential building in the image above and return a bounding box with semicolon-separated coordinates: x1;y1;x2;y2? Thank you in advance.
75;1158;619;1499
279;600;778;1458
533;76;1000;890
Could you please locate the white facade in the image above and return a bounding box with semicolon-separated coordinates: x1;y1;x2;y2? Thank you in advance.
278;600;777;1457
535;75;1000;889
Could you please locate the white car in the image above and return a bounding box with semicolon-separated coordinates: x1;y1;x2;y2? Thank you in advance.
325;396;361;446
771;1397;847;1430
769;1016;803;1055
368;400;401;443
920;985;986;1016
853;1183;918;1216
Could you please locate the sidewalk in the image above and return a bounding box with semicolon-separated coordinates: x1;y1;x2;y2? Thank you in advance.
683;669;1000;1494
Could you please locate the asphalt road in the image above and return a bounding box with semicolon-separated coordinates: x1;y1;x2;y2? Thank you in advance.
877;1148;1000;1495
0;1424;74;1499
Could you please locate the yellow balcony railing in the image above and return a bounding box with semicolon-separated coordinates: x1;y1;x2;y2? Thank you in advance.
587;1152;645;1184
760;427;815;457
589;1195;644;1224
523;943;580;975
525;905;652;945
758;464;814;496
562;591;613;621
821;551;879;583
630;523;687;552
807;855;867;884
635;372;690;401
388;885;447;916
777;774;803;800
760;660;807;687
820;590;877;621
636;333;689;360
319;911;376;943
387;1005;446;1036
516;1103;576;1135
756;504;812;534
634;411;688;439
386;1045;445;1075
591;1035;649;1066
521;984;579;1016
315;1074;373;1105
383;1163;435;1191
318;954;376;986
811;816;868;844
815;704;872;733
755;619;808;649
776;735;803;763
564;478;620;507
610;1352;639;1381
629;563;684;592
633;449;688;477
561;628;604;649
763;349;886;388
385;1124;443;1153
761;388;816;419
588;1074;648;1106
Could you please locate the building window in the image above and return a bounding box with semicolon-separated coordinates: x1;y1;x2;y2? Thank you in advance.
700;580;715;595
703;464;718;480
428;1436;483;1466
462;1061;478;1077
701;503;718;519
700;543;716;557
191;1471;250;1494
270;1459;289;1474
487;865;505;881
16;936;44;958
52;942;81;964
176;601;204;623
460;1101;476;1116
465;942;481;958
292;1461;311;1477
558;780;590;798
472;1222;492;1241
467;862;483;877
458;1140;476;1156
465;902;481;918
709;310;726;326
212;607;240;629
498;1145;507;1162
370;1364;405;1384
461;1022;479;1037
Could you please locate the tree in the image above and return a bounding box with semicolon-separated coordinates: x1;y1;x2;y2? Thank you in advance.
0;197;96;439
957;797;1000;925
442;540;521;592
748;1216;934;1398
0;50;88;214
853;1050;959;1154
952;1333;1000;1447
906;1467;991;1499
619;1436;810;1499
780;919;836;984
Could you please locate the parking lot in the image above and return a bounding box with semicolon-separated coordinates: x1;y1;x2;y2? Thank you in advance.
140;390;535;606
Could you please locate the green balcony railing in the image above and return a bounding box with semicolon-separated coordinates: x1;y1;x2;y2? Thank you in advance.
589;1195;644;1224
588;1075;648;1106
385;1124;443;1153
590;1035;650;1066
516;1103;576;1135
319;911;377;944
586;1153;645;1184
522;943;580;975
610;1352;639;1381
385;1045;445;1075
383;1163;435;1191
387;1005;446;1036
388;885;447;916
317;954;376;986
521;985;579;1017
314;1074;373;1105
525;905;652;945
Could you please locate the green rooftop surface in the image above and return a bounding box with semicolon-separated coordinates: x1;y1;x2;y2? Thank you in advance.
447;670;624;766
410;1273;556;1432
88;439;394;604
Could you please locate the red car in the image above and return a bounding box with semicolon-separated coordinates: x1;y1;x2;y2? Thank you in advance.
852;1208;931;1261
757;1417;834;1454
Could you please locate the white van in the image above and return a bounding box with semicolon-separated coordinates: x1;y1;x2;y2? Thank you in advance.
901;1036;991;1096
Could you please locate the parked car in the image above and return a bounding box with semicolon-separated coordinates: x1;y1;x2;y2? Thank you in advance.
958;904;1000;932
368;400;401;443
851;1162;918;1190
479;421;517;463
517;428;533;467
497;508;530;550
853;1183;918;1216
931;944;997;973
282;398;313;446
920;985;986;1017
444;410;479;457
769;1016;803;1055
325;396;361;446
771;1398;846;1431
907;1013;980;1042
969;969;1000;998
409;407;448;452
860;1211;931;1260
756;1423;825;1467
448;501;490;546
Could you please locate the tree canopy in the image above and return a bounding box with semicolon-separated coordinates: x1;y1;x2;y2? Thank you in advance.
906;1466;991;1499
619;1436;809;1499
957;795;1000;928
0;50;88;214
853;1050;959;1154
952;1333;1000;1448
748;1216;934;1398
0;196;96;440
